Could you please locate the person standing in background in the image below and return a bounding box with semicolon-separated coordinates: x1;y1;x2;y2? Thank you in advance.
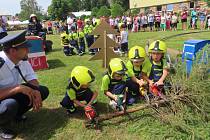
160;12;166;31
148;10;155;32
166;12;172;30
0;16;8;39
191;8;197;30
198;8;206;30
181;8;188;30
171;12;178;31
155;11;161;31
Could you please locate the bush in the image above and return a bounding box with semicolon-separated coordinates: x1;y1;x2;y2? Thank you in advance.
97;6;111;17
150;61;210;139
111;3;124;17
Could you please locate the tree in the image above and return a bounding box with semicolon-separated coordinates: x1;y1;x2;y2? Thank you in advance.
131;8;140;16
204;0;210;6
112;0;129;11
97;0;110;7
19;0;43;21
47;0;110;19
111;3;124;17
48;0;80;20
80;0;109;11
80;0;95;11
97;6;111;17
91;7;99;17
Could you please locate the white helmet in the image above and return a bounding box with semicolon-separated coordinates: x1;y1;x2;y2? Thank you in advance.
30;14;37;18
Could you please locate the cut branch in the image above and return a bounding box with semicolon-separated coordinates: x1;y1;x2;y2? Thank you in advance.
96;99;167;122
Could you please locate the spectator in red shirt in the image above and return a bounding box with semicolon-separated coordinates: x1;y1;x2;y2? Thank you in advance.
77;18;83;29
47;21;53;34
181;8;188;30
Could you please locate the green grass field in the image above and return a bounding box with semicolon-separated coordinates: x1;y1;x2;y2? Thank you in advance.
14;30;210;140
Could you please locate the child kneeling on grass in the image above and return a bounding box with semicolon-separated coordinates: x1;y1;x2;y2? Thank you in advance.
126;46;151;105
60;26;71;56
142;40;170;95
60;66;98;115
101;58;128;111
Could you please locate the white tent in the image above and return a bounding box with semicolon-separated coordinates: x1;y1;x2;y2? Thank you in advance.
0;9;12;20
0;9;11;16
7;20;29;26
71;11;91;17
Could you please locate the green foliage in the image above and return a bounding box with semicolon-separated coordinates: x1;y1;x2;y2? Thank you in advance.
131;8;140;16
97;0;110;7
80;0;93;11
91;7;99;17
80;0;109;11
204;0;210;6
19;0;43;21
111;3;124;17
97;6;111;17
47;0;110;20
112;0;129;11
42;14;51;21
48;0;79;20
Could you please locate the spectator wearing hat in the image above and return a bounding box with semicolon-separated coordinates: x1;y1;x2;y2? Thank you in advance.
0;31;49;139
27;14;43;36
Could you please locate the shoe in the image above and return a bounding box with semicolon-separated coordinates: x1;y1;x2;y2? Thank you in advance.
66;107;76;115
16;115;27;122
117;105;125;111
0;128;16;139
89;51;95;55
127;98;135;105
109;100;117;110
79;52;84;56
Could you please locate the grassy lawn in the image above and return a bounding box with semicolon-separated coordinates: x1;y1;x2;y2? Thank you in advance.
14;30;210;140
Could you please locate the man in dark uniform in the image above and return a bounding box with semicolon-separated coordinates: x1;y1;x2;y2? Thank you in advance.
27;14;43;36
0;31;49;139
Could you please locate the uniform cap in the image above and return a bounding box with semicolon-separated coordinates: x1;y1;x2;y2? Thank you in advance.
0;30;31;49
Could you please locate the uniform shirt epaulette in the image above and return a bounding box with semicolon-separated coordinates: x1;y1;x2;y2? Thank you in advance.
0;57;5;68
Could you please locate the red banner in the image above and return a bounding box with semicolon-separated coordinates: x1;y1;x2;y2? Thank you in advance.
28;56;48;71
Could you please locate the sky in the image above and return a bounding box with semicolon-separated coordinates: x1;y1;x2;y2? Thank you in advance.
1;0;52;15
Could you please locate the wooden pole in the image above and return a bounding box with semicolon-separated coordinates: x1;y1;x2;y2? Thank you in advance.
104;30;107;68
96;99;167;122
